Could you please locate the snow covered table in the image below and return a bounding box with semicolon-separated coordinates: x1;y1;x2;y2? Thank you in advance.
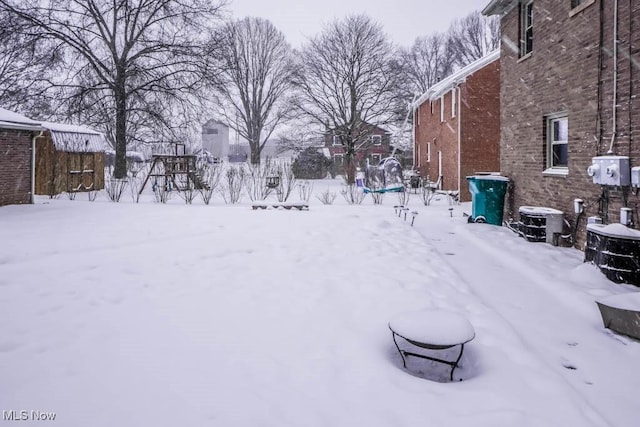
389;309;475;381
251;202;309;211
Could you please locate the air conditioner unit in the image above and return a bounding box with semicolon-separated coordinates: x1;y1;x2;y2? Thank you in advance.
518;206;564;244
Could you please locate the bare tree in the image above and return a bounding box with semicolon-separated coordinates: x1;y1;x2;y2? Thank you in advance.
400;33;453;96
276;123;324;155
0;9;61;115
209;17;295;165
292;14;400;183
0;0;227;179
446;10;500;68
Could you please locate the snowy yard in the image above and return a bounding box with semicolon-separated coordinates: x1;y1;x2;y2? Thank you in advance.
1;179;639;427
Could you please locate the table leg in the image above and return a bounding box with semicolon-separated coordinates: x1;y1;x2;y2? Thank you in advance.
391;331;407;368
450;344;466;381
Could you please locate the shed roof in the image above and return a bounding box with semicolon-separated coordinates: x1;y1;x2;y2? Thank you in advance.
0;107;43;131
413;49;500;108
41;121;109;153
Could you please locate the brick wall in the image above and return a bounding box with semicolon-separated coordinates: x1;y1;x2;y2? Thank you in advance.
498;0;640;247
460;59;501;202
0;129;32;206
414;59;500;202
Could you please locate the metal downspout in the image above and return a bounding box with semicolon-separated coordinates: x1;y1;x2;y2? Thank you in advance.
31;130;44;204
608;0;619;154
457;85;462;196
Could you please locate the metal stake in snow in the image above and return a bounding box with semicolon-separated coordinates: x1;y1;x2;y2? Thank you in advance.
411;211;418;226
403;207;410;221
448;207;454;218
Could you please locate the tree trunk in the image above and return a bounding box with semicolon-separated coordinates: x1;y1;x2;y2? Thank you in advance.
344;149;357;184
113;74;127;179
250;143;261;165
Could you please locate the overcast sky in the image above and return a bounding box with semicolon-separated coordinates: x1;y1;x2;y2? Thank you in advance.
228;0;492;48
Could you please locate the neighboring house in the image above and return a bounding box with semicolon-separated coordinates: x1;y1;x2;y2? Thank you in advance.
202;119;229;161
413;50;500;202
35;122;108;196
324;123;393;175
483;0;640;246
0;107;43;206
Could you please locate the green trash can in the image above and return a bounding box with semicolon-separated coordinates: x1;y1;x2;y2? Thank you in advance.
466;175;509;226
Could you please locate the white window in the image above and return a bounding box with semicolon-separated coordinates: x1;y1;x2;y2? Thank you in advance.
451;88;457;118
415;106;420;126
371;135;382;145
371;154;381;165
428;140;432;162
546;113;568;170
332;135;341;146
570;0;595;15
431;101;434;115
417;144;421;167
333;154;344;165
520;0;533;57
440;96;444;122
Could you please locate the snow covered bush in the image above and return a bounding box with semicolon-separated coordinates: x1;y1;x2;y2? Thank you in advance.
317;187;336;205
297;180;313;202
340;183;365;205
104;178;128;203
221;166;244;204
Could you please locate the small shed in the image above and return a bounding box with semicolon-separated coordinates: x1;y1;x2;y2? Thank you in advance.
35;122;108;196
0;107;43;206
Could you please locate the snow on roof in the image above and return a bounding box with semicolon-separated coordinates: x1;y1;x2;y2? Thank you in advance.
41;121;109;153
413;50;500;108
482;0;518;16
41;121;101;135
0;107;43;131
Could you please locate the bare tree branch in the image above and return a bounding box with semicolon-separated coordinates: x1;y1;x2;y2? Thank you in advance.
446;10;500;68
292;14;401;183
207;17;295;165
0;0;228;178
400;33;453;96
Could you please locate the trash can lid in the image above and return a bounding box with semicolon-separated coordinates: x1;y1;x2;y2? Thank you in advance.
466;175;509;181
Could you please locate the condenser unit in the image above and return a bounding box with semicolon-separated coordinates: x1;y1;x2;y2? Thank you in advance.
518;206;564;244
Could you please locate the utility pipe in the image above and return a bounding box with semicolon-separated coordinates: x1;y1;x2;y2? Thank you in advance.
456;84;462;197
31;130;44;204
608;0;619;154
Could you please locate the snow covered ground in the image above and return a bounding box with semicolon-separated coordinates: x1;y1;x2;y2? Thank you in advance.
1;178;639;427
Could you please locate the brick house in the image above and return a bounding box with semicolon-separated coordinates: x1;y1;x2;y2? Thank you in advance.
324;123;393;176
0;108;43;206
413;50;501;202
483;0;640;246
